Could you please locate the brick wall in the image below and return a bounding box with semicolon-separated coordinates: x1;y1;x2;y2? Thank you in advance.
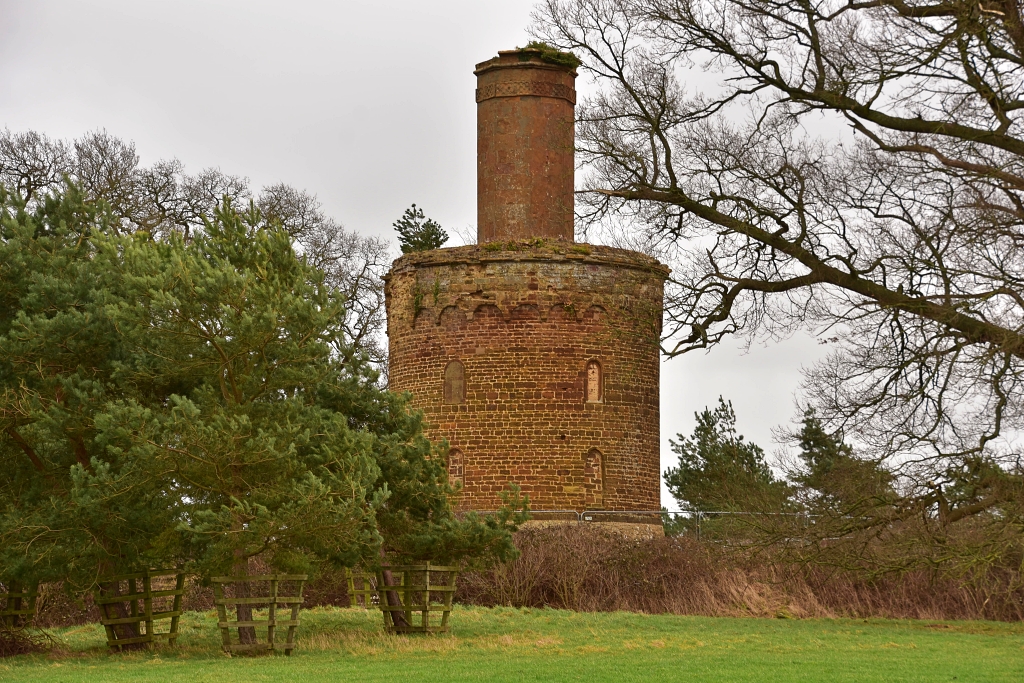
475;50;576;243
385;240;668;512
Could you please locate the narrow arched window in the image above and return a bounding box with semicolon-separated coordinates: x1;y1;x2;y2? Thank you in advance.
585;360;602;403
444;360;466;404
448;448;464;486
584;448;604;509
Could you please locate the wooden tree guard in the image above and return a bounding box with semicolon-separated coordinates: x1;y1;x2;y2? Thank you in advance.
212;574;307;655
94;569;185;651
375;563;458;634
0;582;39;628
345;569;377;607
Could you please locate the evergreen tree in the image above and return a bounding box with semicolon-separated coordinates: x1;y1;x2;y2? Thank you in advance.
0;186;184;646
1;185;522;642
0;186;177;591
393;204;447;253
103;200;393;642
793;410;895;514
664;397;789;512
105;199;386;579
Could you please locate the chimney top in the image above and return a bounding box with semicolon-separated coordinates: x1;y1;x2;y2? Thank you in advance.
474;46;582;76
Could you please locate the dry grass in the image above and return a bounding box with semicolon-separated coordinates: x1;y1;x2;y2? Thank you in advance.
0;627;58;658
457;525;1024;621
24;525;1024;629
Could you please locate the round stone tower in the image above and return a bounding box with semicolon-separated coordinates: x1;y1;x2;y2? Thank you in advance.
385;48;669;517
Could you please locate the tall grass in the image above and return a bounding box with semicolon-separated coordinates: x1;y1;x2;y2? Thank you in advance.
26;525;1024;628
457;525;1024;621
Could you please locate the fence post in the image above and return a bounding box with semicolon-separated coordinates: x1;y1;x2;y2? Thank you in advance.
696;511;702;541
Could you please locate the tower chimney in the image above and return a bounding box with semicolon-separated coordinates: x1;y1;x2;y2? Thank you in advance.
475;48;577;243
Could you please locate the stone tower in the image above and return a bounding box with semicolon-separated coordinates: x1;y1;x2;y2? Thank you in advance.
385;48;668;520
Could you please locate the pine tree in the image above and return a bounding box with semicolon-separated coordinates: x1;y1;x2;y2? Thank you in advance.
393;204;447;253
1;185;521;642
97;200;390;642
0;186;181;646
793;410;895;514
120;198;520;633
664;397;789;512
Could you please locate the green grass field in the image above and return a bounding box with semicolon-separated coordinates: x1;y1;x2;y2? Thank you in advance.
2;606;1022;682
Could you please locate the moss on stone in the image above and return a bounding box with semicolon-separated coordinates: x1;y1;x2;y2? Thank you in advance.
522;41;582;69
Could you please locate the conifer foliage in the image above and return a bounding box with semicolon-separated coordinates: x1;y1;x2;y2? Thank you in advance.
0;186;175;590
664;397;789;512
792;410;895;516
393;204;448;253
0;183;520;603
105;199;385;578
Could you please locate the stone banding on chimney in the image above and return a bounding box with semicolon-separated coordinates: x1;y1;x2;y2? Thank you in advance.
475;81;576;105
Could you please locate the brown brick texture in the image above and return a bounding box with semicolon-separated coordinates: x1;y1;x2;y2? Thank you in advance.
475;51;576;243
385;241;668;513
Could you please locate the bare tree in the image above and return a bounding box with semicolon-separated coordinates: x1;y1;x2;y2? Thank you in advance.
0;130;72;200
0;129;390;371
259;183;390;370
533;0;1024;549
0;129;249;236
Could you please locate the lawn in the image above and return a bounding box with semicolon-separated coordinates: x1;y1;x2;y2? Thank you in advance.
2;606;1022;682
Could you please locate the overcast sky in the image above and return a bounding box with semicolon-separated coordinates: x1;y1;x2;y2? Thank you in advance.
0;0;826;507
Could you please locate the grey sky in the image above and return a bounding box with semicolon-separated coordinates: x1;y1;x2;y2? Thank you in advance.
0;0;826;506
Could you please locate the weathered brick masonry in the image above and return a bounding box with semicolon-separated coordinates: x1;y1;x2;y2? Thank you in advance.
476;50;576;242
385;47;668;515
386;242;668;511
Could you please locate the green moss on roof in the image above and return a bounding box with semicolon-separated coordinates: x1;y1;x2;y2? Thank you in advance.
522;41;582;69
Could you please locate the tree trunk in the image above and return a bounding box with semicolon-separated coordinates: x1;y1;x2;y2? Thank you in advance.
97;579;144;651
232;551;257;645
378;549;411;630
